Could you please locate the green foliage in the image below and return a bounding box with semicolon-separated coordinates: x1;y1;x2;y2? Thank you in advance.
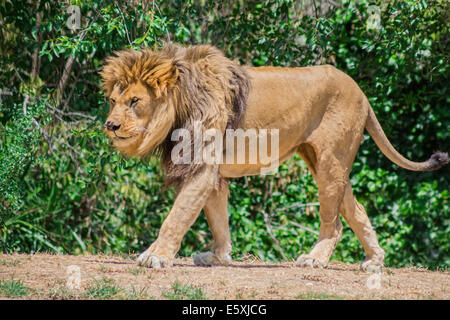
226;156;319;262
85;277;121;299
295;292;344;300
0;97;51;245
162;281;206;300
0;0;448;269
0;279;30;297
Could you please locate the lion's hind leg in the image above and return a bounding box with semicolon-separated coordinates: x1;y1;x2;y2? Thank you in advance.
193;184;232;266
296;146;346;268
340;183;385;272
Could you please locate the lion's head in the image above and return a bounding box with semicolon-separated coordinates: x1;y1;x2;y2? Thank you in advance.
101;48;178;157
100;44;250;184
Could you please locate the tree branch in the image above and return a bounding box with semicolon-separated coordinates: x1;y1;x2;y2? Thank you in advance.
56;10;101;107
31;2;43;80
290;221;319;236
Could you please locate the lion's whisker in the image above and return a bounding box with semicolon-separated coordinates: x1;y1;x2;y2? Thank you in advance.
135;126;148;132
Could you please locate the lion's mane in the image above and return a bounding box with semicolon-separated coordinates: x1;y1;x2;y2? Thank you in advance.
101;44;250;185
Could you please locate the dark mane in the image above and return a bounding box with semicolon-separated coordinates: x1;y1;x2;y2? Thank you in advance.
159;44;250;186
101;43;250;187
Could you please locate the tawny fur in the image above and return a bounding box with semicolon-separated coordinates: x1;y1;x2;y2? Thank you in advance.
100;43;448;271
101;44;249;186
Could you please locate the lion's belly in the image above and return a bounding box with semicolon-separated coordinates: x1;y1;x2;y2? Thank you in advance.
219;147;297;178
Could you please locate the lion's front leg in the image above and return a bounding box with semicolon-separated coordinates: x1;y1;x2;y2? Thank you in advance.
137;165;218;268
193;184;232;266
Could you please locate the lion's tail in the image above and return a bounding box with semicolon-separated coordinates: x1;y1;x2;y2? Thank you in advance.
365;106;448;171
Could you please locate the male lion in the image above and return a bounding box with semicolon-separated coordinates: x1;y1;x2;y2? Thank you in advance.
101;43;448;272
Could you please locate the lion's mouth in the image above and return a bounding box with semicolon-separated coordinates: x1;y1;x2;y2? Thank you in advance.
113;132;135;140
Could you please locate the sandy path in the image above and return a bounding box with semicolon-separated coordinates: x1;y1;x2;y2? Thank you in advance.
0;253;448;300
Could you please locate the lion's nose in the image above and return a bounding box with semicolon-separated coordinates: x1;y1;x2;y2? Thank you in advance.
105;121;121;131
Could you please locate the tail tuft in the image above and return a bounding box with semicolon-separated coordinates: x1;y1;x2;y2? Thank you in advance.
426;151;449;171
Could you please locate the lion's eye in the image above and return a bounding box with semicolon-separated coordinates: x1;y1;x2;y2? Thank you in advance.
130;97;140;107
110;98;116;105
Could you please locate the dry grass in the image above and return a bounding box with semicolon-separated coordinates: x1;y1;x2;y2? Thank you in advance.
0;253;448;300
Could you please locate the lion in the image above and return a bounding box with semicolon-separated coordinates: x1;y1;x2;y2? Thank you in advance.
100;43;448;272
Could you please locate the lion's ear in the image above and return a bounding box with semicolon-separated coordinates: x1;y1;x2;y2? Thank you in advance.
141;59;179;99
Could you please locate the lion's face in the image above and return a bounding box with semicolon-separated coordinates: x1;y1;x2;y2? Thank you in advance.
105;81;174;157
101;44;248;163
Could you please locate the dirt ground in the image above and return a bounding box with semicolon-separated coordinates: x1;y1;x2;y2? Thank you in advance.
0;253;448;300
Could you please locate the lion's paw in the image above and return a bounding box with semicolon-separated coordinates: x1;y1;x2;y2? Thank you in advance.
193;251;231;266
296;255;325;269
360;259;383;273
137;251;173;269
